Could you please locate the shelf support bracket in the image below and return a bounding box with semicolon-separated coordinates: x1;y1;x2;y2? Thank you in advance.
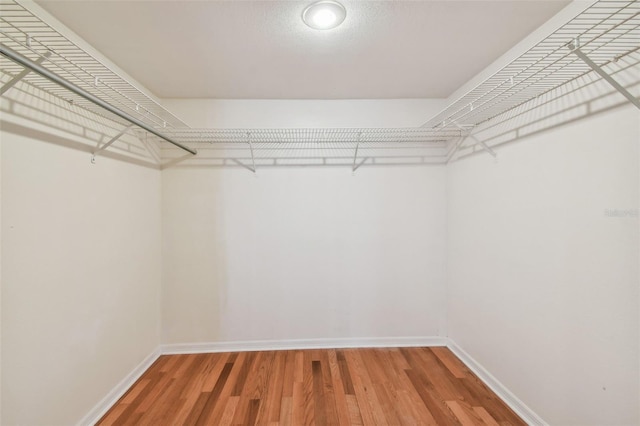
0;51;51;96
568;40;640;110
446;136;465;164
450;123;495;161
247;132;256;173
91;124;134;163
468;134;497;158
352;132;362;172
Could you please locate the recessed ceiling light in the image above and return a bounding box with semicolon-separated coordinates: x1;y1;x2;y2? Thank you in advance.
302;1;346;30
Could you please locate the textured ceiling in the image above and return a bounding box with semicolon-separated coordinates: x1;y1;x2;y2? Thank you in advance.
36;0;570;99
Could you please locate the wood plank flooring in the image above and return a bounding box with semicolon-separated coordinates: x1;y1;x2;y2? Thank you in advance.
97;347;525;425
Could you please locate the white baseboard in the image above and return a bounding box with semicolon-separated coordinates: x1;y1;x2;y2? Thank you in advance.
161;336;448;355
446;339;547;426
77;347;161;426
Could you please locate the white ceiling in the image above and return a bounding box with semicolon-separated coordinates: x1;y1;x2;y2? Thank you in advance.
36;0;570;100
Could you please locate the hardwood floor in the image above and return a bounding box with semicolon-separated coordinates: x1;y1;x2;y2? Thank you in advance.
97;347;525;425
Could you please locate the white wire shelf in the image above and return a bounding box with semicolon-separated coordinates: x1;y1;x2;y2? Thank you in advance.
0;0;187;130
158;128;453;169
0;0;639;168
423;0;640;130
160;128;460;145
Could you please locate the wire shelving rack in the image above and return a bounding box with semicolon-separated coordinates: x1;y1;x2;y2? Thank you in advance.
0;0;639;168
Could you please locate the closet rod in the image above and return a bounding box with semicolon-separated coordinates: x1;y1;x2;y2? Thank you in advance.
0;43;197;156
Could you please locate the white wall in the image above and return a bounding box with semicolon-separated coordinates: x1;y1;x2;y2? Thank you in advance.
162;165;447;344
447;105;640;425
1;130;162;425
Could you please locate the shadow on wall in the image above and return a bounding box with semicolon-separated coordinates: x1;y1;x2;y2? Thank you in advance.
451;50;640;162
0;75;162;168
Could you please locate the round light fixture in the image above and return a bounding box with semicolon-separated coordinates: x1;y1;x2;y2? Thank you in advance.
302;1;346;30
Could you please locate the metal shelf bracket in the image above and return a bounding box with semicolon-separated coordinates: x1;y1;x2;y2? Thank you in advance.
247;132;256;173
352;132;362;172
568;38;640;111
449;123;496;161
90;123;134;164
469;134;497;158
446;136;465;164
